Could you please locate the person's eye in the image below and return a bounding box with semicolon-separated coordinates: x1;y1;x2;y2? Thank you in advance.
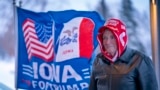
111;36;114;39
103;37;108;40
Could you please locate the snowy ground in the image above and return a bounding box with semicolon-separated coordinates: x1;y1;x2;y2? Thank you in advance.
0;57;15;90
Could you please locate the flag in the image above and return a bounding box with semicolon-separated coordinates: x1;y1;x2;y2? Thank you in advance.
16;7;104;90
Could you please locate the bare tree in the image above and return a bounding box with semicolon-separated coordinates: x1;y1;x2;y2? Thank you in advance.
119;0;145;53
95;0;112;20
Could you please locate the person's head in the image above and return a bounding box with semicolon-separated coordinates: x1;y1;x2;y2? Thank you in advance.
97;18;128;61
102;29;117;56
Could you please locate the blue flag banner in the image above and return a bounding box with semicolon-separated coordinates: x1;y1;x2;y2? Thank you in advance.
16;7;104;90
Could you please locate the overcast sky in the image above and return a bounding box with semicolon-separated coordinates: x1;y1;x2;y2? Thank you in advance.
0;0;150;89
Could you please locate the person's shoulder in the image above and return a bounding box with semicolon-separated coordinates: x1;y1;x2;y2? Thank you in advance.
133;49;152;64
134;50;150;58
133;50;155;70
93;53;106;65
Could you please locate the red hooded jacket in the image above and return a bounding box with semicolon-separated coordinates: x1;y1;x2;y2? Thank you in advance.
97;18;128;62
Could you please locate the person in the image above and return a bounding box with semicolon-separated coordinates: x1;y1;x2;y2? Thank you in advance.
89;18;158;90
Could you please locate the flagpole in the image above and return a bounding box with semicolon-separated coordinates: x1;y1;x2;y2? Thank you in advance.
13;0;18;90
150;0;160;89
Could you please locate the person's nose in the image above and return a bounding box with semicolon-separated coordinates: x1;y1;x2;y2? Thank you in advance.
104;38;111;44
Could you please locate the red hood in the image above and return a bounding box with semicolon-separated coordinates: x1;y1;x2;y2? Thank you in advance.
97;18;128;62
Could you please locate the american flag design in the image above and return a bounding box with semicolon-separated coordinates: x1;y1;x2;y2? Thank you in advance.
16;7;104;90
22;18;54;62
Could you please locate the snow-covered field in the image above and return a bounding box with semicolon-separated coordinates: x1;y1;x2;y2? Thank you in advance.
0;57;15;89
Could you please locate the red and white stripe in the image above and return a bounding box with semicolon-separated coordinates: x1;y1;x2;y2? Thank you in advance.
22;18;54;62
56;17;94;62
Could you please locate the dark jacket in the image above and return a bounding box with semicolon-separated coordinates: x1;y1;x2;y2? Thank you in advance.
89;47;158;90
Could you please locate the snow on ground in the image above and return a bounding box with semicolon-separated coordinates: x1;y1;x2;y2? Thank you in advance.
0;57;15;90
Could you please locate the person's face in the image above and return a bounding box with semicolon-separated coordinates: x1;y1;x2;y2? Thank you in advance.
102;30;117;56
